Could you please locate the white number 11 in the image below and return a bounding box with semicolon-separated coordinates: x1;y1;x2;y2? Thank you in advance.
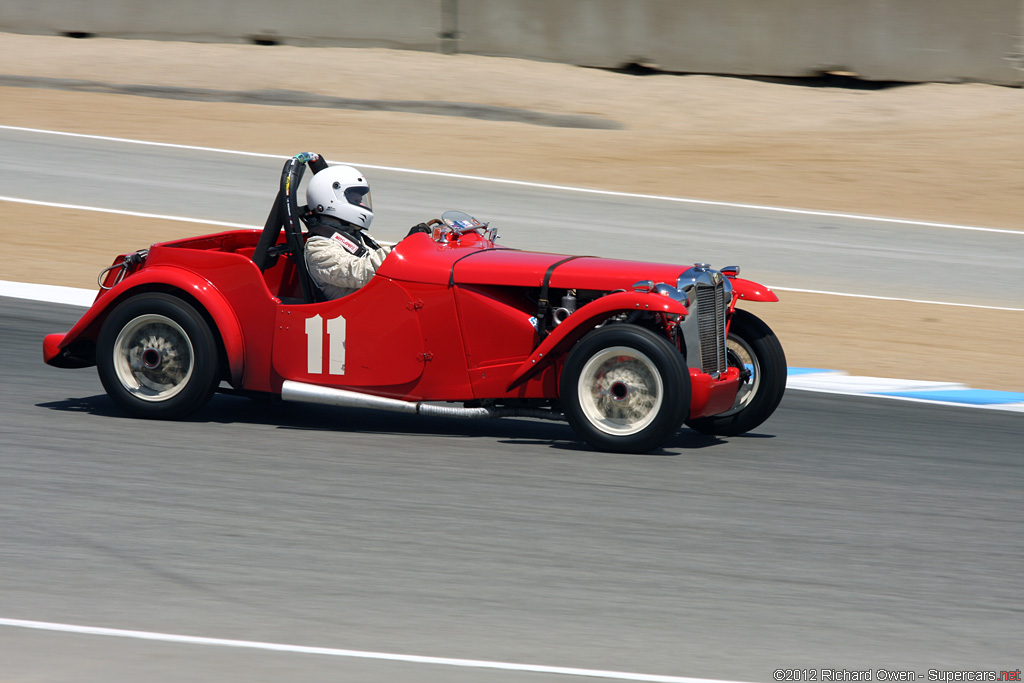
304;314;347;375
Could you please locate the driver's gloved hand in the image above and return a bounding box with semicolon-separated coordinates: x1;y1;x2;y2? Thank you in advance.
406;223;432;237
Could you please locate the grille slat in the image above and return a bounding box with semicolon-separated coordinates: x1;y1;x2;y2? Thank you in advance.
696;282;727;374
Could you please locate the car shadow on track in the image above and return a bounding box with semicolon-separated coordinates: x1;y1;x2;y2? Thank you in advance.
37;394;127;418
38;392;742;455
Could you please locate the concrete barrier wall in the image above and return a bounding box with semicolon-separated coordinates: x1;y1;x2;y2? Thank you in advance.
456;0;1024;85
0;0;446;50
1;0;1021;85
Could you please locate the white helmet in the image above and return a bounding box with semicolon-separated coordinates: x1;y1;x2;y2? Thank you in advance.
306;165;373;229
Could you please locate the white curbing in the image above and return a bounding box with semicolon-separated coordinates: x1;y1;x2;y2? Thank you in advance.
0;280;97;307
786;370;964;394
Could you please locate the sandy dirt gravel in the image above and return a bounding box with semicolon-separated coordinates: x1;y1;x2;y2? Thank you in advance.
1;34;1021;390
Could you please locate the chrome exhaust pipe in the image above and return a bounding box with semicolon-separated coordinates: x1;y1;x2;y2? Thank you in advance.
283;380;418;413
281;381;563;421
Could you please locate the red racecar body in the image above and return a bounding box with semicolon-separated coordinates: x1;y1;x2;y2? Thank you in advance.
44;154;786;453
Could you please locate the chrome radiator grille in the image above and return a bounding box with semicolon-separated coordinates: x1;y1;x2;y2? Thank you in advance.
696;282;727;374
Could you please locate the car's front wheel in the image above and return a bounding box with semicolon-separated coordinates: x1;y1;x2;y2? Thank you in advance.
561;325;690;453
685;308;786;436
96;293;220;419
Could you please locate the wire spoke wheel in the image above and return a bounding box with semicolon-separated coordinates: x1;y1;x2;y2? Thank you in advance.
720;335;760;417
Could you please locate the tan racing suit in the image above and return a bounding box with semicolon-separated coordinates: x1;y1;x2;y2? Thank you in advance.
304;224;392;299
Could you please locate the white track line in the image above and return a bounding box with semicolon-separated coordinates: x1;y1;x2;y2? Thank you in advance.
0;195;257;229
0;124;282;160
2;124;1021;236
771;287;1024;312
2;195;1022;312
0;618;745;683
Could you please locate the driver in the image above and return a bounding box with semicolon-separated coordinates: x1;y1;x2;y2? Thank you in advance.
303;165;430;299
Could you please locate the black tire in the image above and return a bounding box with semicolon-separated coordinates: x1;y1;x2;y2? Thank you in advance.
96;293;220;419
686;308;786;436
561;325;690;453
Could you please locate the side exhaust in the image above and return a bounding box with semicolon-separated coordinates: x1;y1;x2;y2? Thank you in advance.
282;381;564;421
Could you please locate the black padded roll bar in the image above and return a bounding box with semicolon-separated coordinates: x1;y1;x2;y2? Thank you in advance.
251;152;327;303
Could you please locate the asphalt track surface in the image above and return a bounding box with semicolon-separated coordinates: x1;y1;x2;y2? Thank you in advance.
2;129;1023;680
4;296;1023;682
2;125;1024;309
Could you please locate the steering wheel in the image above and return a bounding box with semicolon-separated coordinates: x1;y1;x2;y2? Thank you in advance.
431;211;496;244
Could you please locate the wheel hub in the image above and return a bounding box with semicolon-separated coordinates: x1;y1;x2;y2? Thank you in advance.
610;381;629;401
578;347;664;436
141;348;162;369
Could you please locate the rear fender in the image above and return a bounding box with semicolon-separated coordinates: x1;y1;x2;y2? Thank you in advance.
506;291;687;391
48;266;245;386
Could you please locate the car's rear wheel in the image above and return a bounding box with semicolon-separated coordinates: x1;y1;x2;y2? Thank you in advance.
561;325;690;453
685;309;786;436
97;293;219;419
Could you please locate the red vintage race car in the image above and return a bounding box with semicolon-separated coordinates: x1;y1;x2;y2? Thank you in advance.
44;153;786;453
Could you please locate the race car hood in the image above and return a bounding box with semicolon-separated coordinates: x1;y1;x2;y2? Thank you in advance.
378;233;687;291
456;249;687;291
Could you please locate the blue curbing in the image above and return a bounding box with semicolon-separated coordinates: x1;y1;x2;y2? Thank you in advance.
874;388;1024;405
785;367;835;376
787;368;1024;412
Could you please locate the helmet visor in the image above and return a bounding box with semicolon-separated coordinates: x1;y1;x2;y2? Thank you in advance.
344;186;372;211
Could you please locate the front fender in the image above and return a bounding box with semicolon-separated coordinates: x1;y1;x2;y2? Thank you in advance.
46;265;245;386
729;277;778;304
506;291;687;391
